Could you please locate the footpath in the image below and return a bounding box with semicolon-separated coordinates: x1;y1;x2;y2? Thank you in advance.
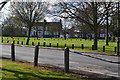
70;50;119;64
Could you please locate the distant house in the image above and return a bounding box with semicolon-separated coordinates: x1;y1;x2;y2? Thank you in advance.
26;19;62;38
60;25;110;39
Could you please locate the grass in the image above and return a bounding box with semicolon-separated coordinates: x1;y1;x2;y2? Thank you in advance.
1;59;86;80
1;37;117;54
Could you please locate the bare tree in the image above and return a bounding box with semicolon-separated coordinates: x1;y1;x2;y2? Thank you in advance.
102;2;116;46
52;2;116;50
2;16;22;37
10;1;48;45
0;0;10;11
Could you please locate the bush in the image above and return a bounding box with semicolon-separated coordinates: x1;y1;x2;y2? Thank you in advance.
110;36;116;42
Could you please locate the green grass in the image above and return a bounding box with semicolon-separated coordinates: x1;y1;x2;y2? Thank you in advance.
1;37;117;54
1;60;84;80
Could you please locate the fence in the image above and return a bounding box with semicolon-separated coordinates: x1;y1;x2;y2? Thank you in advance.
10;43;70;73
1;37;119;55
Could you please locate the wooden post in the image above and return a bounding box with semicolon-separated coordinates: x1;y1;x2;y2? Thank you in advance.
21;41;23;45
43;42;46;47
92;45;94;50
103;46;105;52
17;41;19;44
49;43;51;47
72;44;74;49
32;42;34;46
64;47;69;73
117;38;120;56
57;43;59;48
81;44;84;49
2;39;3;43
7;40;9;43
114;47;117;53
11;43;15;61
64;44;67;48
34;45;39;66
38;42;40;46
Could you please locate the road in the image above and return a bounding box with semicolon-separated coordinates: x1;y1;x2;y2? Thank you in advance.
1;44;119;78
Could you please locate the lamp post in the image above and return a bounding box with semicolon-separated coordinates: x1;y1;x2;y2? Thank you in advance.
117;1;120;56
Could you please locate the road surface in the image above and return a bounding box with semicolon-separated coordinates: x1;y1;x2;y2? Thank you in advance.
1;44;120;78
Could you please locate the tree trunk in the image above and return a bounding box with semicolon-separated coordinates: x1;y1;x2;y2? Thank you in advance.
43;27;45;38
36;27;38;40
36;30;38;40
106;7;109;46
94;29;98;50
43;20;46;38
92;2;98;50
26;26;32;45
21;27;23;36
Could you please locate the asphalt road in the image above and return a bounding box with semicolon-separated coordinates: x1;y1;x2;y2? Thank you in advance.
1;44;119;78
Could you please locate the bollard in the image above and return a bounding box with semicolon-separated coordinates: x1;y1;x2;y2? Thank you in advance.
49;43;51;47
17;41;19;44
21;41;23;45
72;44;74;49
64;47;69;73
114;47;117;53
11;43;15;61
34;45;39;66
32;42;34;46
7;40;9;43
103;46;105;52
117;38;120;56
81;44;84;49
64;44;67;48
92;45;94;50
38;42;40;46
57;43;59;48
43;42;46;47
2;39;3;43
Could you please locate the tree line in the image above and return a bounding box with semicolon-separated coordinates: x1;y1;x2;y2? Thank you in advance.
0;1;120;50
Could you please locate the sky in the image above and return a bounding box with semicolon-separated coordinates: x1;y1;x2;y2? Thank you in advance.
0;0;59;23
0;0;119;26
0;1;10;23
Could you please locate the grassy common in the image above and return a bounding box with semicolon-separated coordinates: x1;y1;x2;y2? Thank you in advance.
1;59;85;80
1;37;117;54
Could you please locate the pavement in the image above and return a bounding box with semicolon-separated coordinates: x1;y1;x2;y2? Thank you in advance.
70;50;119;64
1;44;120;78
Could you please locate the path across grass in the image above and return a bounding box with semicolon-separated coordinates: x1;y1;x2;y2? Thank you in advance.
1;37;117;54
